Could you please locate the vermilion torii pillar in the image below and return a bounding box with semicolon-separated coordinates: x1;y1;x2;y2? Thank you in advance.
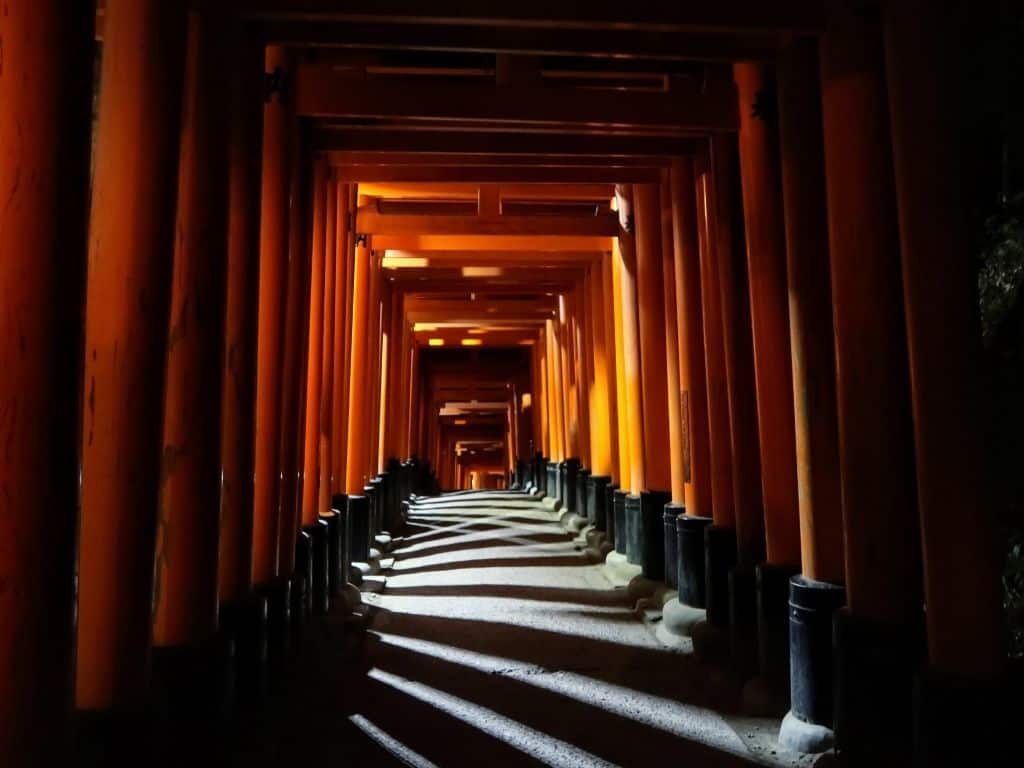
0;1;93;757
301;159;329;527
820;7;920;761
153;7;231;653
669;159;712;518
883;3;1007;762
776;36;846;751
346;223;373;493
659;180;686;507
77;0;187;712
733;60;802;697
318;175;339;514
332;184;354;496
219;23;263;612
253;45;294;588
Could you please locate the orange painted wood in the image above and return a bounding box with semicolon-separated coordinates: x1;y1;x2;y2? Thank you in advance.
659;178;686;504
611;240;633;488
252;45;294;585
588;260;614;477
318;174;339;512
634;184;672;492
301;161;328;527
617;228;647;494
670;159;712;518
218;25;264;605
884;0;1004;673
331;184;354;493
776;39;844;583
821;8;919;625
0;0;92;749
734;62;800;568
77;0;187;709
356;209;619;237
277;131;310;574
695;167;735;528
296;65;739;130
711;134;764;564
345;235;373;492
153;8;231;648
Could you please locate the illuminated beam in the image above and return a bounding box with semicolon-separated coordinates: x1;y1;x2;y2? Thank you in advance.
331;151;668;168
296;66;738;131
372;235;613;251
335;165;661;184
357;209;619;237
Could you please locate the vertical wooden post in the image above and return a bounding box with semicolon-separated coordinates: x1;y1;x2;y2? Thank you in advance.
218;22;263;608
633;184;672;492
820;7;920;758
346;228;372;493
318;175;338;514
77;0;187;711
301;159;328;527
712;134;765;565
331;184;353;494
670;159;712;518
153;7;231;649
611;239;634;489
0;0;93;753
588;259;614;478
252;45;294;586
659;178;686;504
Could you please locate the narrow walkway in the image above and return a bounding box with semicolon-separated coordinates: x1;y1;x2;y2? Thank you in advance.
343;490;817;768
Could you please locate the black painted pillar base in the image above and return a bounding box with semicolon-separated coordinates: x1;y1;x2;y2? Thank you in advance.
639;490;671;581
151;637;232;721
613;488;628;554
605;483;619;547
558;462;568;508
663;503;684;589
624;493;642;565
677;515;712;608
348;494;371;563
834;607;921;764
221;594;268;706
913;668;1013;768
259;576;292;691
704;525;737;627
304;518;330;615
746;562;800;710
778;575;845;753
728;565;759;679
588;475;611;530
292;529;314;621
577;467;590;521
321;509;342;599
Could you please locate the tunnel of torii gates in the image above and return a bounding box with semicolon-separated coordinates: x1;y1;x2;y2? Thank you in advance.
0;0;1014;766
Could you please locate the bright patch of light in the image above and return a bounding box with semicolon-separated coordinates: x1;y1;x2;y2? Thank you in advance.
428;338;445;347
348;715;440;768
461;266;503;278
461;338;483;346
367;668;616;768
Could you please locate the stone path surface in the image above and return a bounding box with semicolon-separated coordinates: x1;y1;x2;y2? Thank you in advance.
341;489;819;768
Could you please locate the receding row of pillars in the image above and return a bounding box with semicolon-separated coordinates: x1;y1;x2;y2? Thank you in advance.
0;1;434;761
516;4;1006;765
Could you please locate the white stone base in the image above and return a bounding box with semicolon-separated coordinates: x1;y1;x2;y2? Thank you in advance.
659;597;706;639
603;550;642;586
541;496;563;513
778;710;835;754
373;533;392;552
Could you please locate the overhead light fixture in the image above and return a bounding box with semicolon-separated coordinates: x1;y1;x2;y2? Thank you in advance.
428;338;445;347
382;255;429;269
519;339;535;346
461;338;483;347
454;419;468;426
414;323;438;332
467;328;488;335
461;266;503;278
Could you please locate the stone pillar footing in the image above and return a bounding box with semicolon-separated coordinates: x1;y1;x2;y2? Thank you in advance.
833;607;921;764
779;575;845;754
588;475;611;530
611;486;625;553
220;595;268;705
741;562;800;716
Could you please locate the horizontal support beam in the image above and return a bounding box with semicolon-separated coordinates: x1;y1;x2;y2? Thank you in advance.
296;66;739;131
329;151;669;168
358;207;620;236
315;128;703;157
358;183;615;201
372;235;614;251
252;20;783;61
240;1;825;34
338;165;661;183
